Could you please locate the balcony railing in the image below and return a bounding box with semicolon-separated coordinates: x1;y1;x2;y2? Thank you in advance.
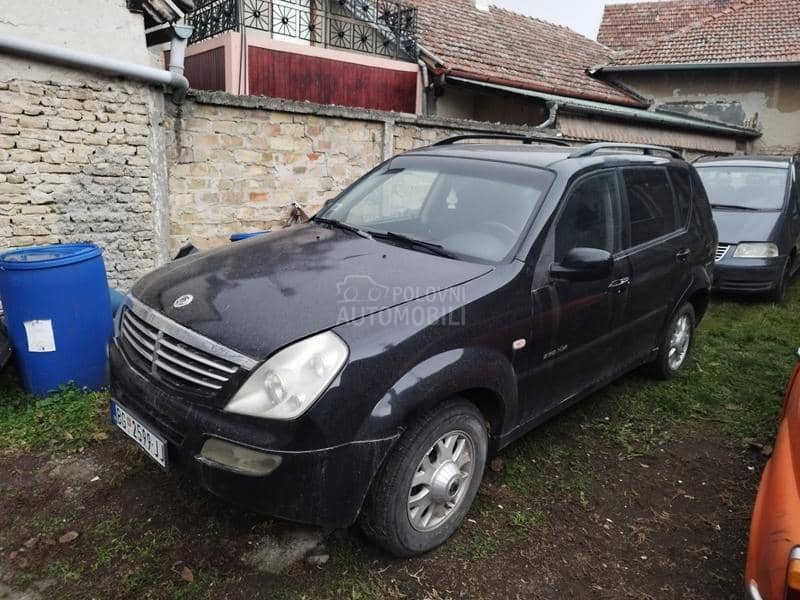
188;0;418;59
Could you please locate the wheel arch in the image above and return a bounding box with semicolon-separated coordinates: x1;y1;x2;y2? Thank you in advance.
686;287;710;323
355;347;518;445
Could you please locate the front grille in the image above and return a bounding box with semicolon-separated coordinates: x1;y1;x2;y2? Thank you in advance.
118;300;255;396
715;244;731;262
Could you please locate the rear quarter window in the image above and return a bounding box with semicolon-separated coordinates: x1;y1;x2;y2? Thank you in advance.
622;167;677;247
668;166;692;228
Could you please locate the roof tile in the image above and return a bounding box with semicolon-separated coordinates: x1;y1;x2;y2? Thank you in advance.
598;0;734;52
601;0;800;67
408;0;645;107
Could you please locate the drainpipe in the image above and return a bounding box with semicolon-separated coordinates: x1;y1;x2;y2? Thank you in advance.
167;24;193;79
0;31;191;104
535;101;559;129
417;58;431;116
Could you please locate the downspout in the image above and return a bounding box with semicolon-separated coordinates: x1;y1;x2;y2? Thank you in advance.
0;30;191;104
535;101;559;129
417;58;430;116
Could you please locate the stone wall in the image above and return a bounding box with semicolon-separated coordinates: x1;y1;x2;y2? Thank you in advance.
0;78;160;288
164;92;561;253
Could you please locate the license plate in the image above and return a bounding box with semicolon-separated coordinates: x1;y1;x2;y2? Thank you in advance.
111;400;167;468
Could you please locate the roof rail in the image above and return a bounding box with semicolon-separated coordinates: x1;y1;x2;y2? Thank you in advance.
433;134;571;148
569;143;682;160
691;154;722;164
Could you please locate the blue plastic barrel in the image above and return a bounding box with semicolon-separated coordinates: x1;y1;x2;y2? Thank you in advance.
230;231;269;242
0;244;113;395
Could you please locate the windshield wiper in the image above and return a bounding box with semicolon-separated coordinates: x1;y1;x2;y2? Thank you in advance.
312;217;372;239
711;204;760;211
372;231;456;259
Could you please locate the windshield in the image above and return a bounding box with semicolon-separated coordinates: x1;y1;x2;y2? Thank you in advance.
697;166;788;211
318;156;554;263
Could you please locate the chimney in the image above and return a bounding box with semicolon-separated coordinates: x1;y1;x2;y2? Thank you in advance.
474;0;489;11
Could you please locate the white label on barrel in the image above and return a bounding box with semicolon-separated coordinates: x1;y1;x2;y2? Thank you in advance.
24;320;56;353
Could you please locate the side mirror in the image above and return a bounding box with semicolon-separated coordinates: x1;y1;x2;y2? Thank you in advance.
550;248;613;282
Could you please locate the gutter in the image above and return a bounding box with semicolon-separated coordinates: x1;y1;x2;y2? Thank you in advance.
446;69;647;109
0;29;192;103
594;60;800;73
416;43;448;71
448;76;761;138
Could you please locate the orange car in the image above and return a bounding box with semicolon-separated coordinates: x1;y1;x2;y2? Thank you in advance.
746;356;800;599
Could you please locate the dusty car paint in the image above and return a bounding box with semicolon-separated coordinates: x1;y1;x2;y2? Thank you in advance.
110;143;717;529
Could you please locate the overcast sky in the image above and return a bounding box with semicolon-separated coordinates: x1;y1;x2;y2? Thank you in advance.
492;0;658;40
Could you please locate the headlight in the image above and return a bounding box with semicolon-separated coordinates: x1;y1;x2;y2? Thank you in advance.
224;331;349;420
733;243;779;258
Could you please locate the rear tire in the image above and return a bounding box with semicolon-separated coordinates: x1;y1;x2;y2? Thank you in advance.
649;303;695;380
359;400;488;557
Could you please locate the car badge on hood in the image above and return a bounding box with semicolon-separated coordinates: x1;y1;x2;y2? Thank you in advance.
173;294;194;308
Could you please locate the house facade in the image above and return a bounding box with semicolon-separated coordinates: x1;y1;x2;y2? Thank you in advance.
178;0;423;113
596;0;800;155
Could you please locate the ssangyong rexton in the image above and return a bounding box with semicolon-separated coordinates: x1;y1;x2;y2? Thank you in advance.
110;138;717;556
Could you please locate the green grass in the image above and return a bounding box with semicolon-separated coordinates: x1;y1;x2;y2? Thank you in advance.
499;288;800;497
0;370;108;453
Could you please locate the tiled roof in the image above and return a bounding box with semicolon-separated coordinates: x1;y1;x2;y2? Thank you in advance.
407;0;646;107
602;0;800;67
598;0;734;52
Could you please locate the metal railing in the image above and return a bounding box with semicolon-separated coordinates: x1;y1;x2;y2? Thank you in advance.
188;0;418;59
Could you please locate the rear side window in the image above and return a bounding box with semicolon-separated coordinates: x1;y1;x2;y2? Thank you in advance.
668;166;692;228
622;168;677;247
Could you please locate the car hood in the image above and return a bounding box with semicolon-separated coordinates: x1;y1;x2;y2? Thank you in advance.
713;209;781;244
131;224;493;359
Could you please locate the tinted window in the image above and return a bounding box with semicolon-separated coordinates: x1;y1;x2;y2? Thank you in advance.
668;166;692;228
696;166;789;211
323;156;554;263
555;171;621;262
623;168;677;247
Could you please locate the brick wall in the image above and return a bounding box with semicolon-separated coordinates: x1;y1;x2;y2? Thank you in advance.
0;78;159;288
165;92;560;253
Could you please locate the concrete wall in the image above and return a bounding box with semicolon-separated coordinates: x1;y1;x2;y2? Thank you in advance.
163;92;562;252
0;0;153;82
610;67;800;155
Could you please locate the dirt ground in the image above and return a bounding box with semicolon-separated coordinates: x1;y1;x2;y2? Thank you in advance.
0;408;764;600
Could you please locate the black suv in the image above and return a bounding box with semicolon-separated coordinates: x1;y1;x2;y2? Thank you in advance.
695;155;800;300
109;138;717;557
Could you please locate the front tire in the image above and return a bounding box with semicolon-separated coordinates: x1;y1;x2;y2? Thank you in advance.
360;400;488;557
649;303;695;380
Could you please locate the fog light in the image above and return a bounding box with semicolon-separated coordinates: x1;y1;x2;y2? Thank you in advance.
198;438;282;477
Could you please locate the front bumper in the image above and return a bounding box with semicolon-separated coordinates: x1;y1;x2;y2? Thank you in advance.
712;256;786;295
109;342;397;528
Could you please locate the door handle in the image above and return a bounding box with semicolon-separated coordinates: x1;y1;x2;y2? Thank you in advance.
608;277;630;292
675;248;691;262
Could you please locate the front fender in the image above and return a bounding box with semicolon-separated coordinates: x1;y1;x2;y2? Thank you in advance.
355;347;518;443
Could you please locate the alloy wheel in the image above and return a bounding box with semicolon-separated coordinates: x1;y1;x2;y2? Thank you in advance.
667;314;691;371
407;431;475;532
